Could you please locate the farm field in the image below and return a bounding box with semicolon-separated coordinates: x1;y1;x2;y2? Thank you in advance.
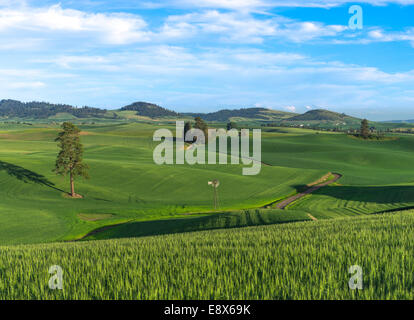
2;210;414;300
1;122;414;244
0;122;327;245
2;121;414;300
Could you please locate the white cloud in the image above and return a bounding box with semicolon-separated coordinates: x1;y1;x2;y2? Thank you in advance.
177;0;267;10
4;3;411;47
137;0;414;10
260;0;414;8
50;56;110;69
162;10;277;43
233;51;306;64
278;21;347;42
284;105;296;112
0;4;151;44
38;46;414;94
0;4;348;46
366;28;414;45
9;81;46;89
162;10;347;43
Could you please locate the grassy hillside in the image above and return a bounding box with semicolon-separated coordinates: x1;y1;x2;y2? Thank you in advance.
286;109;358;121
2;99;413;134
1;121;414;300
0;99;106;119
261;132;414;185
260;131;414;217
85;209;311;240
119;101;179;118
2;121;414;244
2;210;414;299
183;108;296;122
0;122;327;245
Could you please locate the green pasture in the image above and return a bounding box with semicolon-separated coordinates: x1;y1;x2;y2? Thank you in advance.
0;122;325;245
2;121;414;300
260;132;414;217
1;122;414;245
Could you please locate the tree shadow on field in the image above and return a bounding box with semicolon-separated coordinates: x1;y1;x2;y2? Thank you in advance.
292;184;309;193
0;160;65;193
293;184;414;205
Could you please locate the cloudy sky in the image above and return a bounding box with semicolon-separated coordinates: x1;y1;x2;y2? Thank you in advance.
1;0;414;120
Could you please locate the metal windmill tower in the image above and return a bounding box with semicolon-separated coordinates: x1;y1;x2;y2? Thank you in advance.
208;179;220;210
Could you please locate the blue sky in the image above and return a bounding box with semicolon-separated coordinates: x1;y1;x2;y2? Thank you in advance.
1;0;414;120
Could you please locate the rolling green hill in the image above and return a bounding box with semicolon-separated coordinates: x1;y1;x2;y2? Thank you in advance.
276;108;371;130
119;101;179;118
0;122;328;245
0;99;106;119
1;120;414;300
1;122;414;245
285;109;358;122
0;99;410;133
183;108;296;122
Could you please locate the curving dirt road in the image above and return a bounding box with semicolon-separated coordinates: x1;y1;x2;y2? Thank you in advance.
272;173;342;209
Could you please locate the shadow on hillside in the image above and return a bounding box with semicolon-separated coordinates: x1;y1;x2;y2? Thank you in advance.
0;160;65;193
88;215;218;240
293;184;414;204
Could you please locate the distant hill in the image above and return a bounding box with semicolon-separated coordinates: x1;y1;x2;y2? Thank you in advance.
183;108;295;122
383;119;414;123
285;109;358;121
0;99;105;119
120;102;179;118
0;99;371;126
0;99;179;120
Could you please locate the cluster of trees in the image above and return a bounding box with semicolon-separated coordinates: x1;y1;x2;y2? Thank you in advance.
352;119;386;139
183;118;238;143
183;117;209;142
0;100;106;119
263;120;390;137
182;108;270;122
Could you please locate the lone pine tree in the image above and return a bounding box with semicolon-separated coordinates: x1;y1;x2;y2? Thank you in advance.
54;122;89;198
360;119;370;139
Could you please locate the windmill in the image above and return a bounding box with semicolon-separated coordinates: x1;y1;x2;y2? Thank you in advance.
208;179;220;210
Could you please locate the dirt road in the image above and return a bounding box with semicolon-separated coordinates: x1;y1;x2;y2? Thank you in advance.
272;173;342;209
